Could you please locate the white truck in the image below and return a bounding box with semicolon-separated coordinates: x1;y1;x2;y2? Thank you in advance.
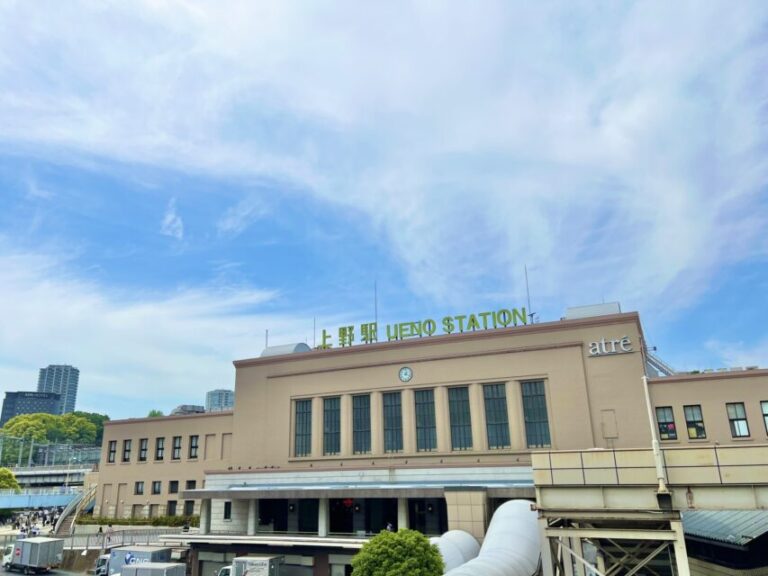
215;556;283;576
94;546;173;576
3;537;64;574
120;562;186;576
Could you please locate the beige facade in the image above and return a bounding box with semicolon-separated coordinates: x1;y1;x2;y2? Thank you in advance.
95;411;233;518
649;370;768;446
94;310;768;548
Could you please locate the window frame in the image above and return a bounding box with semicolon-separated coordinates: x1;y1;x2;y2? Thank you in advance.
185;480;196;490
107;440;117;463
188;435;199;459
323;396;341;456
414;389;437;452
172;436;182;460
521;380;551;448
762;401;768;435
655;406;677;441
151;480;162;495
138;438;148;462
483;383;511;449
155;437;165;461
726;402;750;438
383;391;403;453
122;439;132;462
223;501;232;521
448;386;473;451
168;480;179;494
353;394;372;454
294;399;313;457
683;405;707;439
134;481;144;496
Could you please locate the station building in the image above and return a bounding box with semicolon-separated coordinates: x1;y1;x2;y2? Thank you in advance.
93;306;768;576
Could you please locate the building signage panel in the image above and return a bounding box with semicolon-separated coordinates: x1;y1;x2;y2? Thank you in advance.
588;336;633;357
319;307;527;349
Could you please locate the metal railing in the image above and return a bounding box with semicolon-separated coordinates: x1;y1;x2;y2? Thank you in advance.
0;486;82;496
0;528;186;550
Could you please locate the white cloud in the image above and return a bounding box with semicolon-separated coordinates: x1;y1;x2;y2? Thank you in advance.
706;339;768;370
0;244;324;417
160;198;184;239
217;195;269;236
0;1;766;312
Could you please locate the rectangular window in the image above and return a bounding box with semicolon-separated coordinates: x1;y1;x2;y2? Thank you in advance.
727;402;750;438
155;437;165;460
107;441;116;463
139;438;148;462
655;407;677;441
323;397;341;455
122;439;132;462
762;401;768;435
134;481;144;496
167;501;177;516
184;501;195;516
294;399;312;457
383;392;403;453
448;387;473;451
223;501;232;520
521;380;551;448
415;389;437;452
189;435;199;459
484;383;511;449
684;405;707;439
172;436;182;460
168;480;179;494
186;480;196;490
151;481;161;495
353;394;371;454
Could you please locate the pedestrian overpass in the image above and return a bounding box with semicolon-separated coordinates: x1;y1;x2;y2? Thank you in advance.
0;487;82;509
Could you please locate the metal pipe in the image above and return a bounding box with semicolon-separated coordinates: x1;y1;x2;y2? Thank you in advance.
641;375;669;493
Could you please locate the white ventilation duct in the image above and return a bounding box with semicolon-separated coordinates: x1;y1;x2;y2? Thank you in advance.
443;500;540;576
430;531;481;571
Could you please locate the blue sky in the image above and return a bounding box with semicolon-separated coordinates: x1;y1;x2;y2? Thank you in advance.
0;1;767;419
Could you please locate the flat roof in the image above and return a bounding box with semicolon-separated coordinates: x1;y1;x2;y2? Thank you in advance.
683;509;768;547
649;368;768;383
105;410;233;426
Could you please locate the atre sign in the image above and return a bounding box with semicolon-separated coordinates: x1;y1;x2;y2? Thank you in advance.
589;336;632;356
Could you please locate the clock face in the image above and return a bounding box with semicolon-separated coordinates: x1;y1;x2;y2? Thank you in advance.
398;366;413;382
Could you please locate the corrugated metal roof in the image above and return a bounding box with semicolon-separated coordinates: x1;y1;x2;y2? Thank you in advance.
683;510;768;547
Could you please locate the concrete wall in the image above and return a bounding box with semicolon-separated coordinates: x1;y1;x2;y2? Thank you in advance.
95;412;233;518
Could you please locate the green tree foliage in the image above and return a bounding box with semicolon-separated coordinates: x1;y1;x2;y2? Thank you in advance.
351;529;444;576
2;413;98;444
0;467;20;490
147;410;164;417
72;411;110;445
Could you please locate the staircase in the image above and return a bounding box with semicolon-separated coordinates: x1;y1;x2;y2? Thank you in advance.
54;484;97;536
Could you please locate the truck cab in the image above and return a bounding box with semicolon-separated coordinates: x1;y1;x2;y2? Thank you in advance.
3;544;14;568
214;566;231;576
95;554;111;576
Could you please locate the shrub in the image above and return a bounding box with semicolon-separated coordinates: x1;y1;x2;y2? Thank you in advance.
351;529;444;576
76;515;199;527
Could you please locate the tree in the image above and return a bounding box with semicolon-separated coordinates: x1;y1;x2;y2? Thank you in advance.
0;468;20;491
2;413;97;445
147;410;164;418
72;411;110;445
351;529;444;576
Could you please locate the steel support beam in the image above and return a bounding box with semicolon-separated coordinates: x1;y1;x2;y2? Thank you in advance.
546;528;677;541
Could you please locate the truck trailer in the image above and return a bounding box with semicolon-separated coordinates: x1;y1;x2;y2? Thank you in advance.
4;537;64;574
120;562;186;576
94;546;173;576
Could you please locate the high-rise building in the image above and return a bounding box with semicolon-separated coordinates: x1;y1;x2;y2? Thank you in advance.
37;364;79;414
205;389;234;412
1;391;61;426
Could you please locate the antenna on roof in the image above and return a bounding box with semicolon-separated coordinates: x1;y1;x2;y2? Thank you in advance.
524;264;536;323
265;329;269;349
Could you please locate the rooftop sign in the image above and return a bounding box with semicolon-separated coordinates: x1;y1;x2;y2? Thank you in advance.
319;307;528;349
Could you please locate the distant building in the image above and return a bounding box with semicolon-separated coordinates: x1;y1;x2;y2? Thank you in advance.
171;404;206;415
205;389;234;412
1;391;61;426
37;364;79;414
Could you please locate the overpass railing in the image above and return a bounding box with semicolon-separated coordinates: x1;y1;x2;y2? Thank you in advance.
0;487;82;496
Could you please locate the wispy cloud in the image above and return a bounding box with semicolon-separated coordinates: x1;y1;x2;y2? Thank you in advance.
217;195;269;236
160;197;184;239
0;0;766;315
0;242;318;416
